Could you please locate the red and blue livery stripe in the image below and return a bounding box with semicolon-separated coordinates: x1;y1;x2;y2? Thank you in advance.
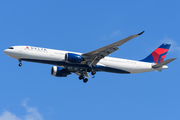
141;44;171;63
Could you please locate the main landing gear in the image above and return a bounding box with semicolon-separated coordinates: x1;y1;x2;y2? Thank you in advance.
18;59;22;67
87;67;96;75
78;67;96;83
91;71;96;75
83;78;88;83
79;75;88;83
87;67;92;72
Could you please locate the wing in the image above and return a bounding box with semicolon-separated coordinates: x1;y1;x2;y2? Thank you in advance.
82;31;144;66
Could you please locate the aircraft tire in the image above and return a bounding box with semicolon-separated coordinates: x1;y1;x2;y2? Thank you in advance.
91;71;96;75
19;63;22;67
83;78;88;83
79;75;84;80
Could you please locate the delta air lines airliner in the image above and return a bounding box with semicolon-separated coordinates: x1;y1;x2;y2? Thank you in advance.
4;31;176;83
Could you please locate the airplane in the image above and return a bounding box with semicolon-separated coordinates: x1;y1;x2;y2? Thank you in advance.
4;31;176;83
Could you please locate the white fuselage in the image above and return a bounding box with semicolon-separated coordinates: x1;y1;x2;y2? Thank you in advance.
4;46;168;74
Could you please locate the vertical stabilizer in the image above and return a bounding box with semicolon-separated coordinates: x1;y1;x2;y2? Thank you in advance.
141;44;171;63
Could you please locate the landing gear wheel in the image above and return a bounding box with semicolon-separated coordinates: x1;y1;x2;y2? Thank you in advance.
91;71;96;75
79;75;84;80
87;67;92;72
19;63;22;67
83;78;88;83
18;59;22;67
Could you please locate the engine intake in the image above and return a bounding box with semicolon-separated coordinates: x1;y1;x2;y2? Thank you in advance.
51;66;71;77
65;53;84;63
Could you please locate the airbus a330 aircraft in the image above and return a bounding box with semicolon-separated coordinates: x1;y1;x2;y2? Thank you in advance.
4;31;176;83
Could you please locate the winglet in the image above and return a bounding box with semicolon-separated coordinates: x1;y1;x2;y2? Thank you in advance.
138;31;145;35
152;58;176;69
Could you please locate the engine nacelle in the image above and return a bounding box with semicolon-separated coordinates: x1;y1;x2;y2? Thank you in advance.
65;53;84;63
51;66;71;77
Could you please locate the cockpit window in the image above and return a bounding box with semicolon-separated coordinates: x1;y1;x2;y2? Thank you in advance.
8;47;14;49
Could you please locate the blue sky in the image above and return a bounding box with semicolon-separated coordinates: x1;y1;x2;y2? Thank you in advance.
1;0;180;120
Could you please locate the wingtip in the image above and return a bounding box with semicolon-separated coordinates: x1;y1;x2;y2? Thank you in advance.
172;58;177;60
138;31;145;35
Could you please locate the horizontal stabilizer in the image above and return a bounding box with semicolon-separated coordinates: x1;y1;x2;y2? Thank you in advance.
152;58;176;69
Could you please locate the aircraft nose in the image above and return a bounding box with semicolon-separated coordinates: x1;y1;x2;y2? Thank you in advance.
3;49;8;55
4;49;12;56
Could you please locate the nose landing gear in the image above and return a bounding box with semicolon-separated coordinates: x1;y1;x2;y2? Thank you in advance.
18;59;22;67
19;63;22;67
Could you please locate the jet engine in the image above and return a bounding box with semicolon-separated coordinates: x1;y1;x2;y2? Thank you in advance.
51;66;71;77
65;53;84;63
